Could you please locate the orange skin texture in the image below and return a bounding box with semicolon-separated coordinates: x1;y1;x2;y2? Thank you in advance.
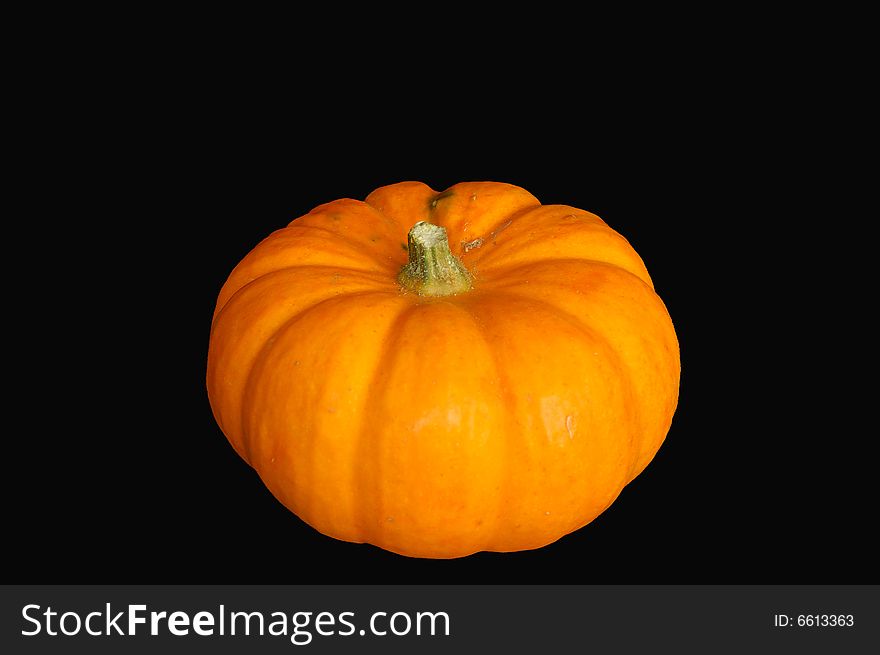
207;181;680;558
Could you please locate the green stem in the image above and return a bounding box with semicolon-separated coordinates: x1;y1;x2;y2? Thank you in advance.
398;221;472;296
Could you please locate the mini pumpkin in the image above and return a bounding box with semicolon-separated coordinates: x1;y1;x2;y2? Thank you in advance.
207;181;679;558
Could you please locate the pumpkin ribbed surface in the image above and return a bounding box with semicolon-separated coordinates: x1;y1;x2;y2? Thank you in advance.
207;181;680;558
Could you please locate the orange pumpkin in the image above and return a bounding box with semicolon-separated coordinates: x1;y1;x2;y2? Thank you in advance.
207;181;680;558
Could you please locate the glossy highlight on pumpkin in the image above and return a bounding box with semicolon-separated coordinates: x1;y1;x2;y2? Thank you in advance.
206;181;680;558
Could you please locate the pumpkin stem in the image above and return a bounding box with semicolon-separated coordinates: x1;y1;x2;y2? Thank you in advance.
398;221;472;296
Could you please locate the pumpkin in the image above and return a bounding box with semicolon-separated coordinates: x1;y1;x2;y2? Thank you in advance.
207;181;679;558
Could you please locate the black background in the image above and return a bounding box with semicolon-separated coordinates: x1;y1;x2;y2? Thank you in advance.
9;62;871;586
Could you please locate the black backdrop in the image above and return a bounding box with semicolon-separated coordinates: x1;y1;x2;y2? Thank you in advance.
10;85;871;586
